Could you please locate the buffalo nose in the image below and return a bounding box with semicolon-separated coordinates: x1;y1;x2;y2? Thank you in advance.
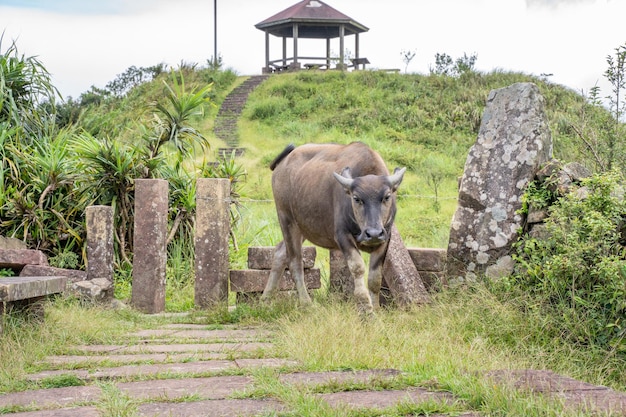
364;228;386;241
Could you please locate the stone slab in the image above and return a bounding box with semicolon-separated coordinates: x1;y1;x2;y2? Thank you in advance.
319;387;456;409
382;226;430;306
27;358;294;382
0;249;48;269
137;398;285;417
118;375;252;400
27;361;235;382
485;369;600;393
44;352;229;366
0;385;101;408
229;268;321;293
20;265;86;284
73;342;273;354
279;369;402;386
485;369;626;414
407;248;447;272
128;328;272;341
247;246;316;269
0;276;68;302
0;407;100;417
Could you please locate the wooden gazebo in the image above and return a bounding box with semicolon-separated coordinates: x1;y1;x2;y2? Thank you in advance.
255;0;369;73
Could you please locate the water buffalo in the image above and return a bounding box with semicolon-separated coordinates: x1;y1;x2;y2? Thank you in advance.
261;142;405;314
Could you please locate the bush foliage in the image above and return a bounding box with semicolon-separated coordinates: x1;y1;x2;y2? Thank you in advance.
512;171;626;352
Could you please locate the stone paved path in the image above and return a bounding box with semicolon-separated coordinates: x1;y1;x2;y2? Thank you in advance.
1;322;625;416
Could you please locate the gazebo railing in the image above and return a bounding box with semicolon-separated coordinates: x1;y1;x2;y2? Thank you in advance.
266;56;357;73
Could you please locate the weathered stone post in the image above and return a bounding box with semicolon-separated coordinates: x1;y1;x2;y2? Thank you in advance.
446;82;553;282
329;249;353;300
195;178;230;308
131;179;168;314
86;205;114;283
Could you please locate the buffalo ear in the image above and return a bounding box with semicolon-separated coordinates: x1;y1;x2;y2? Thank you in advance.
388;167;406;192
333;167;354;193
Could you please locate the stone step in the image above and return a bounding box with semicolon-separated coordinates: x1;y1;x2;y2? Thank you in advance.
213;75;270;149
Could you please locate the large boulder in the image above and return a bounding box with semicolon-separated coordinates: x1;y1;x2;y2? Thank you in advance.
447;82;553;281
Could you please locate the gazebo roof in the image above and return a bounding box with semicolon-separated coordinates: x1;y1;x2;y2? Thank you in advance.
255;0;369;39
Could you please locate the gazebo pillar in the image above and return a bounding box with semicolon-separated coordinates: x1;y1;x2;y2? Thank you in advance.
264;31;270;71
339;24;345;70
282;37;287;67
326;38;331;68
293;23;299;69
355;33;360;60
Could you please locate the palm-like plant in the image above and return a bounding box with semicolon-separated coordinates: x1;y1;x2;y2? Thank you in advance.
0;34;58;137
72;133;142;266
143;71;213;177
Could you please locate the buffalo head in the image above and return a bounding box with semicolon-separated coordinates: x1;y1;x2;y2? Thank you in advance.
333;167;406;246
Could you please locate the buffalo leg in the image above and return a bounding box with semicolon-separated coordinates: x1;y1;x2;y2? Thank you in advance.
341;247;373;314
367;244;387;309
261;241;288;301
282;226;311;305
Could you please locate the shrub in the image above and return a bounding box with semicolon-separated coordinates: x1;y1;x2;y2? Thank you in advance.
511;171;626;352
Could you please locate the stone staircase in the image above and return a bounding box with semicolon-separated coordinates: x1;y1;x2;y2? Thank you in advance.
214;75;270;158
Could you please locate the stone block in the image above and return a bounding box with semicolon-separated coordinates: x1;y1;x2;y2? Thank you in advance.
248;246;316;270
407;248;447;272
329;249;353;300
0;276;68;302
0;249;48;270
382;226;430;306
86;205;114;284
229;269;321;293
131;179;168;314
0;236;26;250
20;265;87;284
72;278;114;303
195;178;230;308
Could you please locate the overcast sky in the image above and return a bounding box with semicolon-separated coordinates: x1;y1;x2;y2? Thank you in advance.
1;0;624;100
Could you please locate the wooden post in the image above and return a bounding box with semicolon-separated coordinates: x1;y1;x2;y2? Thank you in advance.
194;178;230;308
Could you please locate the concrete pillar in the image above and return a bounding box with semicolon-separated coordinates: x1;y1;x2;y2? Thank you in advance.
131;179;168;314
86;205;114;285
195;178;230;308
329;249;353;300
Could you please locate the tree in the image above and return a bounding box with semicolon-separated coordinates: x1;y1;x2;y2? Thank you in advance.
400;49;416;73
429;52;478;76
604;43;626;171
571;43;626;174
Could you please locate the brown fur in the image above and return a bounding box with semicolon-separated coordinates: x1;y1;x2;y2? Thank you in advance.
261;142;405;314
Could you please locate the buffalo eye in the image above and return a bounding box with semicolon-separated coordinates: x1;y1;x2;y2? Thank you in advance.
383;194;391;203
353;195;363;205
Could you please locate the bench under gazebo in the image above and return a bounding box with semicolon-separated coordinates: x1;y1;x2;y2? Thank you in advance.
255;0;369;73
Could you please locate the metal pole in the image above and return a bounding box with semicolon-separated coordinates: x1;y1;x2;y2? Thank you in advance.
214;0;218;65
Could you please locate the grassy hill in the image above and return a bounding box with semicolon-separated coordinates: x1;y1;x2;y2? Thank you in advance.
70;66;609;253
212;70;596;249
